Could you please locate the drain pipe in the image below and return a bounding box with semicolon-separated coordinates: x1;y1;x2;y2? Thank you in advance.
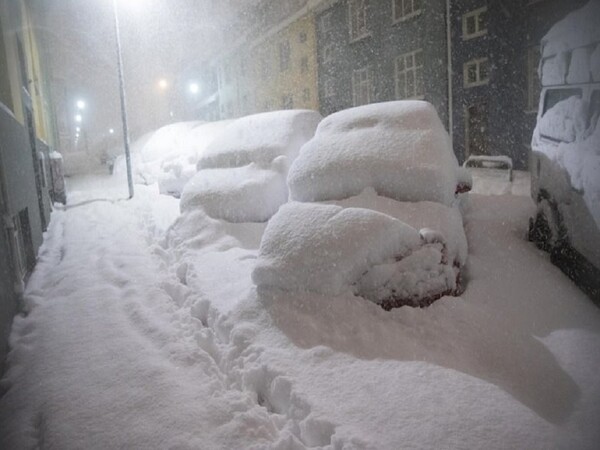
446;0;453;146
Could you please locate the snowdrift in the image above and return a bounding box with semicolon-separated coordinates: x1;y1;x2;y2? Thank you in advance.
287;101;462;206
181;110;321;222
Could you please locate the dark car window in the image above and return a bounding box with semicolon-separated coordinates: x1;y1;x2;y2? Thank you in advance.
542;88;582;114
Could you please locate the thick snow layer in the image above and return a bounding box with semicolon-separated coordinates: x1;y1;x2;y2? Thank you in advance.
328;187;468;266
541;0;600;59
252;202;424;296
2;175;600;449
197;110;321;170
113;121;232;195
180;161;288;222
540;52;569;86
287;101;460;206
538;95;587;143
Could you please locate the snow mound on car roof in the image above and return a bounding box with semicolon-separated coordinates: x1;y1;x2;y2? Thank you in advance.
253;202;421;295
287;101;460;206
180;160;288;223
197;109;322;170
181;110;321;222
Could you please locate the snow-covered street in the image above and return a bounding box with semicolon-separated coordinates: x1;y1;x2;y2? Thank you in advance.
0;174;599;449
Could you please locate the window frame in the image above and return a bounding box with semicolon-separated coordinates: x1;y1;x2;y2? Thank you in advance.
352;67;372;106
462;6;488;40
392;0;422;24
349;0;369;42
394;49;424;100
463;58;490;88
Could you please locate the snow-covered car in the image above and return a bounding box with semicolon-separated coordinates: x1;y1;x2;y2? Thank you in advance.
529;0;600;301
180;109;322;222
254;101;470;308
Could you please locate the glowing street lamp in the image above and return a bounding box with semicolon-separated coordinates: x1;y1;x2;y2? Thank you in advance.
158;78;169;90
75;114;82;123
76;99;86;110
189;82;199;95
109;128;114;134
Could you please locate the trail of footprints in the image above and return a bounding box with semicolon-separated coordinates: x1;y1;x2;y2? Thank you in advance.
115;208;338;449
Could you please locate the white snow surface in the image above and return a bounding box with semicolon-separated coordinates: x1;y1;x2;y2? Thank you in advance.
538;95;587;143
180;160;289;223
197;110;322;170
288;101;461;206
1;175;600;449
182;110;321;222
252;201;425;297
541;0;600;59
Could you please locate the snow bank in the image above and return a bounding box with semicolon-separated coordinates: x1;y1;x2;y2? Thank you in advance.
538;95;587;143
287;101;460;206
183;110;321;222
180;161;289;223
197;110;322;170
253;202;457;304
541;0;600;59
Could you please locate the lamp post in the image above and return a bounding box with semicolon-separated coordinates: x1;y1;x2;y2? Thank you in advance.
111;0;134;199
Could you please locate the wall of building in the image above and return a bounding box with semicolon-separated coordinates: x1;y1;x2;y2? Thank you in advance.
316;0;448;125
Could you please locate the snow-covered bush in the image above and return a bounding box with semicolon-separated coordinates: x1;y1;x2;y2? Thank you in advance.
181;110;321;222
287;101;462;206
252;202;458;308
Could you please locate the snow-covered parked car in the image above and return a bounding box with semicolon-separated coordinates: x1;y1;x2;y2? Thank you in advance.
254;101;471;309
180;109;322;222
529;0;600;301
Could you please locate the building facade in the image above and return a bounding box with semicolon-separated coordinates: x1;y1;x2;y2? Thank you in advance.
0;0;60;375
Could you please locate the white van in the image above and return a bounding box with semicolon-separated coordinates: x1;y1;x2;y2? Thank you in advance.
529;0;600;302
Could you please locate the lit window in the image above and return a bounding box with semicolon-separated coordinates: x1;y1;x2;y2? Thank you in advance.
395;49;424;99
349;0;369;41
462;7;487;39
464;58;489;87
393;0;421;23
352;67;371;106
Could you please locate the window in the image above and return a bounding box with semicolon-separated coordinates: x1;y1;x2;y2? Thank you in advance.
320;12;332;32
299;31;307;43
300;56;309;74
324;79;335;97
323;43;334;64
349;0;368;41
302;88;311;102
279;40;291;71
282;94;294;109
352;67;371;106
393;0;421;22
261;57;270;80
395;49;424;99
464;58;489;87
526;46;541;112
542;88;582;114
462;7;487;39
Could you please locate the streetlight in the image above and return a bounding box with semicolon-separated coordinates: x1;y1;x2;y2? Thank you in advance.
189;82;199;95
109;128;114;134
75;114;82;123
158;78;169;90
111;0;134;199
76;99;86;110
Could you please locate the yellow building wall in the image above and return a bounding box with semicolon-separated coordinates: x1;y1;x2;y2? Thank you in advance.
0;0;55;146
251;14;319;113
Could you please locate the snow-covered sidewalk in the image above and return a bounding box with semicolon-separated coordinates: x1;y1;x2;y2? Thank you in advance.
1;176;599;449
